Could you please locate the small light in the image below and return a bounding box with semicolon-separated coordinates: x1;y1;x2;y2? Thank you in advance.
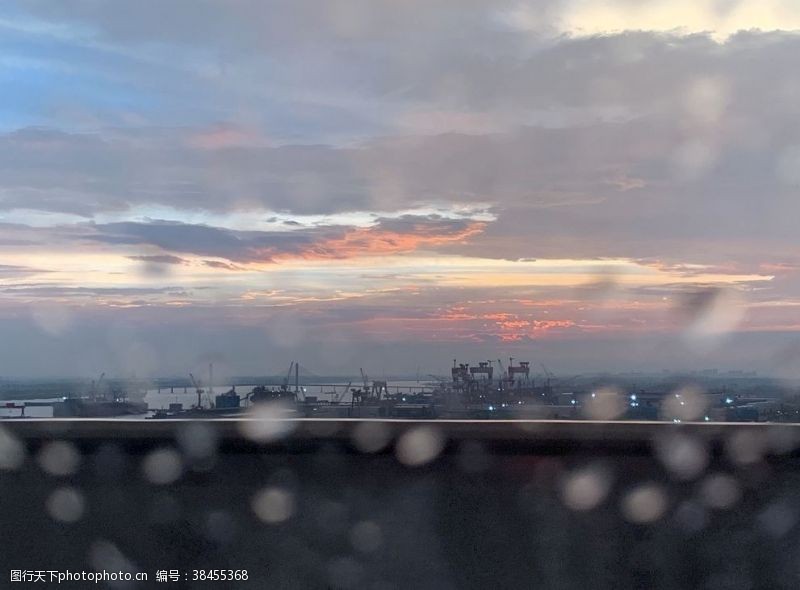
630;394;637;401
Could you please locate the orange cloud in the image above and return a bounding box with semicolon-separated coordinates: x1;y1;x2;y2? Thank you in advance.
273;220;486;262
415;304;582;342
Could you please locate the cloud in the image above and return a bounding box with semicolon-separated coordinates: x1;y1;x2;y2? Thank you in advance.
1;286;187;298
203;260;246;271
1;31;799;223
126;254;188;265
3;3;800;374
504;0;800;40
86;220;328;262
186;123;270;150
85;215;486;262
0;264;48;277
0;32;796;273
285;215;486;260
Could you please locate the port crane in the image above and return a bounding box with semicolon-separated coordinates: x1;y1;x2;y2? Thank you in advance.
334;381;352;404
358;368;387;400
189;373;204;409
540;363;555;388
279;361;305;401
497;359;507;386
281;362;294;392
90;372;105;401
356;367;370;400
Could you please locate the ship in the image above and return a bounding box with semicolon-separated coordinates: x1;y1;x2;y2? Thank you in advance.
52;373;148;417
52;396;148;418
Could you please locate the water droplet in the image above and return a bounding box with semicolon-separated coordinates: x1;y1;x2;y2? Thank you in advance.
654;433;709;480
583;387;624;420
238;403;297;442
395;426;444;466
352;421;392;453
46;487;85;523
767;426;799;455
561;466;612;511
660;386;708;422
141;448;182;485
621;484;667;524
88;540;139;578
252;487;294;524
726;429;766;465
350;521;383;553
37;441;80;477
678;288;744;347
0;426;25;470
700;473;741;509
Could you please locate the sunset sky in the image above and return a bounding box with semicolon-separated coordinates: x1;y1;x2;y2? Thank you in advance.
2;0;800;378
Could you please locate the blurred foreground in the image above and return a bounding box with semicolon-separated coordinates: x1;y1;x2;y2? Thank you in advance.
1;420;800;589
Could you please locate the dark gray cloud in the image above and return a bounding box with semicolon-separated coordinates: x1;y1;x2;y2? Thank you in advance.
82;214;481;262
126;254;188;265
86;220;330;262
371;214;479;235
1;286;186;297
0;128;369;216
16;2;793;121
0;264;48;277
1;30;799;227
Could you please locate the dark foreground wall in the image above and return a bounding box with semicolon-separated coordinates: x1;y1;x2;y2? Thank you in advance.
1;420;799;589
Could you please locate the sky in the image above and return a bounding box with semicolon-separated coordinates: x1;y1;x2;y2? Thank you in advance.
2;0;800;378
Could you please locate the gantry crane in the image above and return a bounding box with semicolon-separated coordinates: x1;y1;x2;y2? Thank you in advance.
281;361;294;392
540;363;555;388
189;372;204;408
496;359;506;379
334;381;353;404
90;372;105;401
